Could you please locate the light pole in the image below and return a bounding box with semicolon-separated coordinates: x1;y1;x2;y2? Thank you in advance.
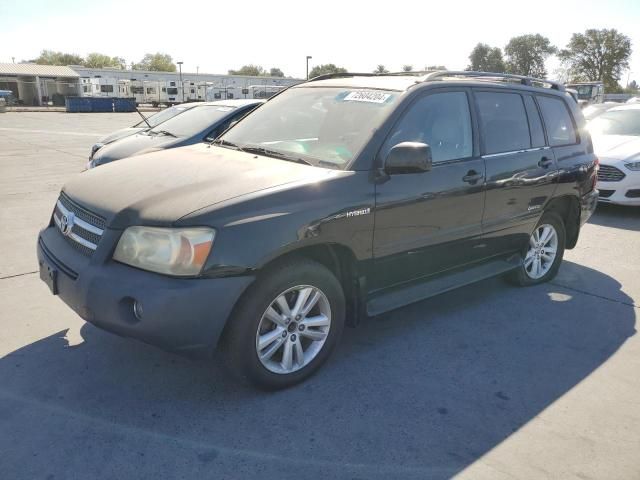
177;61;184;102
306;56;312;80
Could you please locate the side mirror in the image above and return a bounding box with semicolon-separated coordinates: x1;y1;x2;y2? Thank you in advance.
384;142;432;174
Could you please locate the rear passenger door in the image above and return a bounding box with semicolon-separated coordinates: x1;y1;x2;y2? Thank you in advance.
475;89;559;256
371;89;487;292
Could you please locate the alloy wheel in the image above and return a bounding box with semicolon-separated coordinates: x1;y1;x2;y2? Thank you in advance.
524;224;558;279
255;285;332;374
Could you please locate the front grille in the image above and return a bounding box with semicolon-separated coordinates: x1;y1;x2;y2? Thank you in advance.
598;189;615;198
53;193;106;256
598;165;626;182
626;189;640;198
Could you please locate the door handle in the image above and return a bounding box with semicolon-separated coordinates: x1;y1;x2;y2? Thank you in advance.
538;156;554;168
462;170;483;184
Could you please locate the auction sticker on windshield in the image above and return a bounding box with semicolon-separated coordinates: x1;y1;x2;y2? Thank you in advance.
343;91;392;104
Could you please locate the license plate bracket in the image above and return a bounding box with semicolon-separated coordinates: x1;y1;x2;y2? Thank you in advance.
39;259;58;295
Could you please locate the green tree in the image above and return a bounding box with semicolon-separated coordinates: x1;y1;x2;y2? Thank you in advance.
374;64;389;74
33;50;84;66
504;34;556;78
425;65;447;71
83;53;126;69
467;43;505;72
559;29;632;91
308;64;348;78
228;65;264;76
402;65;413;72
268;67;285;77
134;53;176;72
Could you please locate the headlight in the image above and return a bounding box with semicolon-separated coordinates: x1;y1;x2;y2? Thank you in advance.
113;227;215;276
624;161;640;171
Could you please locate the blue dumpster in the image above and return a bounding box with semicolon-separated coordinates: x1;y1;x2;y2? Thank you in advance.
114;97;136;112
65;97;92;113
90;97;114;112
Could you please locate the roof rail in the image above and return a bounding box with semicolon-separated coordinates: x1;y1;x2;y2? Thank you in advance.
421;71;565;91
306;70;565;92
306;70;438;82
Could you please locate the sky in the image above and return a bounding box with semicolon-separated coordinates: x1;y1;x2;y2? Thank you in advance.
0;0;639;83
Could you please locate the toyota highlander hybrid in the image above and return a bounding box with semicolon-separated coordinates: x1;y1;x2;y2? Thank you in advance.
37;71;599;389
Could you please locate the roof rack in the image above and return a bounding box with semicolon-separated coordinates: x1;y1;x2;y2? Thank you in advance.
421;71;565;91
307;70;565;92
307;71;442;82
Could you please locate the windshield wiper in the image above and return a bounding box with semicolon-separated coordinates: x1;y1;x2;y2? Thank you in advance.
211;138;245;152
240;145;313;166
151;129;177;137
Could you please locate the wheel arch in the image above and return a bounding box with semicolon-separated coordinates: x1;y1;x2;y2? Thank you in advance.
256;243;365;327
545;195;581;249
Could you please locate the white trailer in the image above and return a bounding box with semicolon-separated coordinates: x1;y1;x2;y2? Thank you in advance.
80;78;130;98
246;84;287;99
206;85;241;101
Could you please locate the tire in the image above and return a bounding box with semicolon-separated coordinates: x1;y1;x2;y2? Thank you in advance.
221;258;345;390
508;211;566;286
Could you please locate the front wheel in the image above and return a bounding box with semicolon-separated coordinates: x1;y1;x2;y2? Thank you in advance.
221;258;345;389
508;212;566;286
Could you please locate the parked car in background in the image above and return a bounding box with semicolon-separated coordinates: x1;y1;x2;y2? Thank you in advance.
582;102;618;121
91;103;201;159
588;103;640;205
87;99;264;168
38;71;598;389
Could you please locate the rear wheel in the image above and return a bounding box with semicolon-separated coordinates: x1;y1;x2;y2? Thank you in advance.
508;212;566;286
221;258;345;389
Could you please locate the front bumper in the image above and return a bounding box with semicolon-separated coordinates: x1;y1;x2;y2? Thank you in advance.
597;173;640;206
37;226;253;357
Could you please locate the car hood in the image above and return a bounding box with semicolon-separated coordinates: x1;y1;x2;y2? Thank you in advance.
591;134;640;164
92;132;184;166
63;143;340;228
98;127;147;145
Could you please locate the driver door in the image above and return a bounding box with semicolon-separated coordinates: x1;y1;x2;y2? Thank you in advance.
371;89;487;292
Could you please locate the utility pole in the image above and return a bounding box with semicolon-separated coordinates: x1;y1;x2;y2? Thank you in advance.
177;61;184;103
306;56;312;80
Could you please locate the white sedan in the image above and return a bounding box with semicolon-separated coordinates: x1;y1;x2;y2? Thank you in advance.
588;103;640;206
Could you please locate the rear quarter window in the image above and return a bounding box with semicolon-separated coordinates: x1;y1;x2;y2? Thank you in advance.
536;96;577;146
476;92;530;155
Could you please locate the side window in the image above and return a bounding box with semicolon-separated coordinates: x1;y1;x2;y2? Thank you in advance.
524;96;546;147
537;96;577;146
476;92;530;154
382;92;472;163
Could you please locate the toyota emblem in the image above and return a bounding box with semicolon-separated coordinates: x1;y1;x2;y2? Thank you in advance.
60;212;75;236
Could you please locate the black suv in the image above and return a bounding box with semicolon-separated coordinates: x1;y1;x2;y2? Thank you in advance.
37;71;599;389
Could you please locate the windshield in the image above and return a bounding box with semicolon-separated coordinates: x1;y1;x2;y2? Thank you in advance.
148;105;236;137
134;105;193;128
588;110;640;136
219;87;400;169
